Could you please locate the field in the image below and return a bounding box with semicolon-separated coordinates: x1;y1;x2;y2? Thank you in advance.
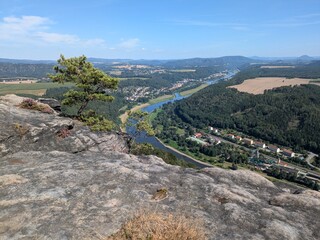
1;80;37;84
179;83;209;96
0;82;74;96
228;77;311;94
147;94;174;104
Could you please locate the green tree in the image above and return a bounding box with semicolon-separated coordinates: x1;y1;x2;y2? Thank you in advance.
49;55;118;116
127;110;155;136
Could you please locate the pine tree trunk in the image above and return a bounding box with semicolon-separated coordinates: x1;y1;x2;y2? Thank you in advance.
77;100;89;116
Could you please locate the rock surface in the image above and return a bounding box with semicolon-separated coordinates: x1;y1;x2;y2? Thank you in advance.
1;95;320;240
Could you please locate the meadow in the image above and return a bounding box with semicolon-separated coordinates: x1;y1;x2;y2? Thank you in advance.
0;82;74;96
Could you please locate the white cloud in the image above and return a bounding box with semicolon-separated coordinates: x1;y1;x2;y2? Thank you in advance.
36;32;79;44
118;38;140;49
0;15;106;46
0;15;49;40
84;38;106;46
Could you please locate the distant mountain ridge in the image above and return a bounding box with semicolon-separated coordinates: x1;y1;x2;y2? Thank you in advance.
0;55;319;78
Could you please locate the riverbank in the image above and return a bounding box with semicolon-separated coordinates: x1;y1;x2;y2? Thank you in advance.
119;103;150;125
120;83;208;124
119;95;175;125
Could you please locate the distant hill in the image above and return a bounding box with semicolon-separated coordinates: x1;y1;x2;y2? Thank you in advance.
0;56;259;78
1;56;318;78
251;55;320;63
0;58;55;64
0;62;54;78
162;56;260;69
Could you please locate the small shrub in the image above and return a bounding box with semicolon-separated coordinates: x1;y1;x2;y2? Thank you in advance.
56;128;71;138
80;111;114;131
19;98;54;114
107;211;207;240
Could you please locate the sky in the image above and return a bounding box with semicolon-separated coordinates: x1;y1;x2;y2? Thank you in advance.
0;0;319;60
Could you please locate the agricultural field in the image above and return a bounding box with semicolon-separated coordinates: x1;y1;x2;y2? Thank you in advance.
0;82;74;96
179;83;209;96
228;77;311;94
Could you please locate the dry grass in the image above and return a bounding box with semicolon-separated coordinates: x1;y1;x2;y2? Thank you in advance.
228;77;311;94
106;211;207;240
18;98;54;114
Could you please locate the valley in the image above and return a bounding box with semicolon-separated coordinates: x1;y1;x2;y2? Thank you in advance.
1;57;320;191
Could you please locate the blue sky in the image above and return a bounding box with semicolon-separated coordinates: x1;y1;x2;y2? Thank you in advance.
0;0;319;59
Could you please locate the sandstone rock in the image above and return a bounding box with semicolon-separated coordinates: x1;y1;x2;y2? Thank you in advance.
0;95;319;240
38;98;61;112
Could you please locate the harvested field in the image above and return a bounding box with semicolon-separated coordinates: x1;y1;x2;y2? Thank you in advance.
260;66;295;69
1;80;37;84
229;77;311;94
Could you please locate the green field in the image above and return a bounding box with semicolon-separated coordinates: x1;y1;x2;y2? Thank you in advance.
0;82;74;96
310;78;320;82
179;83;209;96
148;94;174;104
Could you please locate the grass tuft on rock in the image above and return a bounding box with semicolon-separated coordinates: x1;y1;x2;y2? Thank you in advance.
107;211;207;240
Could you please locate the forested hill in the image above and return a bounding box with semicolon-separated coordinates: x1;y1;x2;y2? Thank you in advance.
162;56;259;69
232;61;320;80
157;62;320;154
0;62;54;78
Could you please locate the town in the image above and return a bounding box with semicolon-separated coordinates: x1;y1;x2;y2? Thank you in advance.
186;126;320;190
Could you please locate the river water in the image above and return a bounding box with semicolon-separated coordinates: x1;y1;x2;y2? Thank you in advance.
127;71;237;168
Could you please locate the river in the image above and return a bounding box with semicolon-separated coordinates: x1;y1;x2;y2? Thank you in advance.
127;70;237;168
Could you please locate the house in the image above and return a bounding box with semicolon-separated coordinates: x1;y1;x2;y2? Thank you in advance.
213;137;221;145
269;145;280;153
243;138;254;145
188;136;207;146
282;149;295;158
255;141;266;149
208;127;219;133
194;132;202;138
227;134;235;139
235;136;242;141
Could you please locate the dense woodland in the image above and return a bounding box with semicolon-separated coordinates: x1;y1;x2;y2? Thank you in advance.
0;63;54;78
154;62;320;154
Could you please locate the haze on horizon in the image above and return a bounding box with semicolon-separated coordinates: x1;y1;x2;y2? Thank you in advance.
0;0;319;60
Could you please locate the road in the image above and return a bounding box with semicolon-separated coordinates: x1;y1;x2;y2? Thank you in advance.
305;152;320;171
208;133;320;178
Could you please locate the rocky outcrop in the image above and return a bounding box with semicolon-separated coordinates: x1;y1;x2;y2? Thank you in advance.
0;95;128;157
0;95;320;240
